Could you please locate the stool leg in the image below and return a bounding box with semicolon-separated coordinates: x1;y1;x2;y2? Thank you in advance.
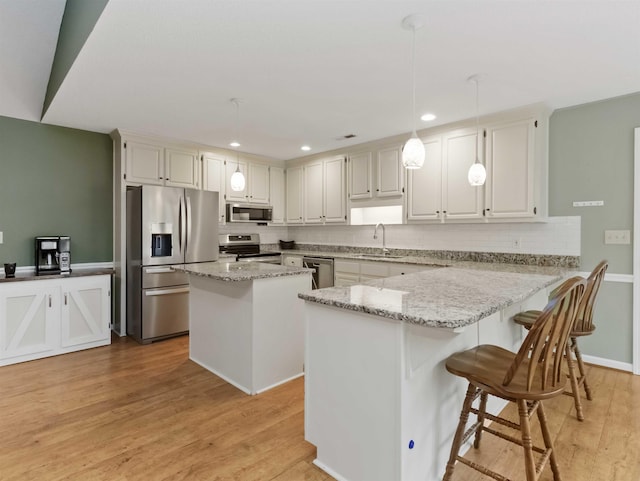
443;383;477;481
473;392;488;449
517;399;537;481
572;337;592;401
565;343;584;421
537;400;562;481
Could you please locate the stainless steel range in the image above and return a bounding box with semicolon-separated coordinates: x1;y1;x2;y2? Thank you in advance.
219;234;282;264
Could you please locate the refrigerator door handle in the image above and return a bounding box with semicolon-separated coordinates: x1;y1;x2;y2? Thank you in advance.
179;196;186;255
186;194;192;255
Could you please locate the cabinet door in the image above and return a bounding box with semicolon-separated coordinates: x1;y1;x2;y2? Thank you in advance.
376;145;403;197
61;276;111;348
201;152;226;223
349;152;373;199
249;163;270;204
124;140;164;185
485;118;535;218
442;128;483;220
324;156;346;223
286;166;304;224
225;159;248;202
0;282;58;361
407;136;442;221
304;161;324;223
269;166;286;224
165;148;199;189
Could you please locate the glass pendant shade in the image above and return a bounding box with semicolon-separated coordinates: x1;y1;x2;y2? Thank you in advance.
468;161;487;186
402;132;425;169
230;167;245;192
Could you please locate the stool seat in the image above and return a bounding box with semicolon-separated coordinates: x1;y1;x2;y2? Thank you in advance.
446;344;567;401
514;309;597;337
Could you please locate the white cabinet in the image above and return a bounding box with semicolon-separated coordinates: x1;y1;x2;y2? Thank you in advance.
124;140;164;185
349;145;403;201
0;282;58;361
124;140;199;189
224;159;248;202
201;152;226;223
60;276;111;348
484;117;536;218
405;106;546;223
304;156;346;224
0;275;111;367
164;148;200;189
407;136;442;221
349;152;373;199
442;128;483;220
286;166;304;224
333;259;435;287
224;159;270;204
269;166;286;224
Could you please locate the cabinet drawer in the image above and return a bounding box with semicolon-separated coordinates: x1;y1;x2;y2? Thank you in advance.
283;256;303;267
360;262;389;277
334;260;360;274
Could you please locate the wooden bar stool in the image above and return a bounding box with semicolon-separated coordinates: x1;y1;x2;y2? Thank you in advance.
513;260;607;421
443;276;586;481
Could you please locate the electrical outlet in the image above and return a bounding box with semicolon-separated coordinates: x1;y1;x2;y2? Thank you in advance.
604;230;631;245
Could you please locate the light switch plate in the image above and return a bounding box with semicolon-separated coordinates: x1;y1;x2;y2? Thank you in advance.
0;231;3;244
573;200;604;207
604;230;630;245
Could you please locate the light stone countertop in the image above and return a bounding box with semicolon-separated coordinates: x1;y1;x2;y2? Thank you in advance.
174;261;312;282
298;266;563;329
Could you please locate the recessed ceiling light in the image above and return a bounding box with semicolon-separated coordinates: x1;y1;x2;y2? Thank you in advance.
421;113;436;122
301;145;311;151
229;141;240;147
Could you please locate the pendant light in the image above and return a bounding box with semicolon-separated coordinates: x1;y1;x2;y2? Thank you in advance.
401;14;425;170
467;75;487;186
229;98;246;192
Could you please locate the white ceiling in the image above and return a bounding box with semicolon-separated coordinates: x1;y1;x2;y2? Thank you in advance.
4;0;640;160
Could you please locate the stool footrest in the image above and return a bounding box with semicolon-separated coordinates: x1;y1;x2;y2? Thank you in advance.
456;455;512;481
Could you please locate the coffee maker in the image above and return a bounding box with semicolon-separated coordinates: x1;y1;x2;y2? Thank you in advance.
35;236;71;275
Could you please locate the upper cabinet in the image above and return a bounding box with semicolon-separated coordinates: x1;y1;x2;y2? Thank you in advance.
201;151;226;223
269;166;286;224
407;105;547;223
224;159;270;204
484;117;536;218
124;140;199;189
349;144;403;202
441;128;483;220
286;166;304;224
303;156;347;224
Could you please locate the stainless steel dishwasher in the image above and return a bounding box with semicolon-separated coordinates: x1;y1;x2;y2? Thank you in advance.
302;257;334;289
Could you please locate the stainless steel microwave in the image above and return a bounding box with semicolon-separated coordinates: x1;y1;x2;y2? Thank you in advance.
226;203;273;222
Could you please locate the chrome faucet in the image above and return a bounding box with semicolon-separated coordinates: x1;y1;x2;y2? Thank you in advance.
373;223;390;255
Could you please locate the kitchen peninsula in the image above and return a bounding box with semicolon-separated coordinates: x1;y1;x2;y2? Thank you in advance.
177;262;312;395
299;265;564;481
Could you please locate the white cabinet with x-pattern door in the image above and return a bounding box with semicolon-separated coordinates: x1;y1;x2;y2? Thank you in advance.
0;274;111;367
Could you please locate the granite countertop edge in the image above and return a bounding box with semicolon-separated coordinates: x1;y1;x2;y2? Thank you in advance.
173;262;312;282
0;267;114;283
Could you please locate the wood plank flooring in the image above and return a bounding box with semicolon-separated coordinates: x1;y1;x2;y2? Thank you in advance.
1;335;639;481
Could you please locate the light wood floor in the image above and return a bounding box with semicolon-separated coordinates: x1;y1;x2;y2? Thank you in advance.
1;336;639;481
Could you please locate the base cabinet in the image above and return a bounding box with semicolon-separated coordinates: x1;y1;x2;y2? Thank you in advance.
0;275;111;366
334;259;434;287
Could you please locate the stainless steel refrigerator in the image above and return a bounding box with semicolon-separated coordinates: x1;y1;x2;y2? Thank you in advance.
126;185;219;344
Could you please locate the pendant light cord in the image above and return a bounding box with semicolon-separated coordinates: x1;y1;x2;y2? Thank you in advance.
474;77;480;163
411;25;416;134
232;98;241;171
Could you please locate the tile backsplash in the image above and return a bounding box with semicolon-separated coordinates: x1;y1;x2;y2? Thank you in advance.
220;216;580;256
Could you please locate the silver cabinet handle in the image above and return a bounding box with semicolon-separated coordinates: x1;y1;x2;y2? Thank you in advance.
48;295;51;308
64;293;68;305
144;287;190;296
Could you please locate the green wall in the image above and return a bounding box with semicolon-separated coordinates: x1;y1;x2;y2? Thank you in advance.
549;92;640;363
0;116;113;267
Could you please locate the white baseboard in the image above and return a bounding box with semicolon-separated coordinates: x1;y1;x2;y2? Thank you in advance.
582;354;633;372
312;458;349;481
